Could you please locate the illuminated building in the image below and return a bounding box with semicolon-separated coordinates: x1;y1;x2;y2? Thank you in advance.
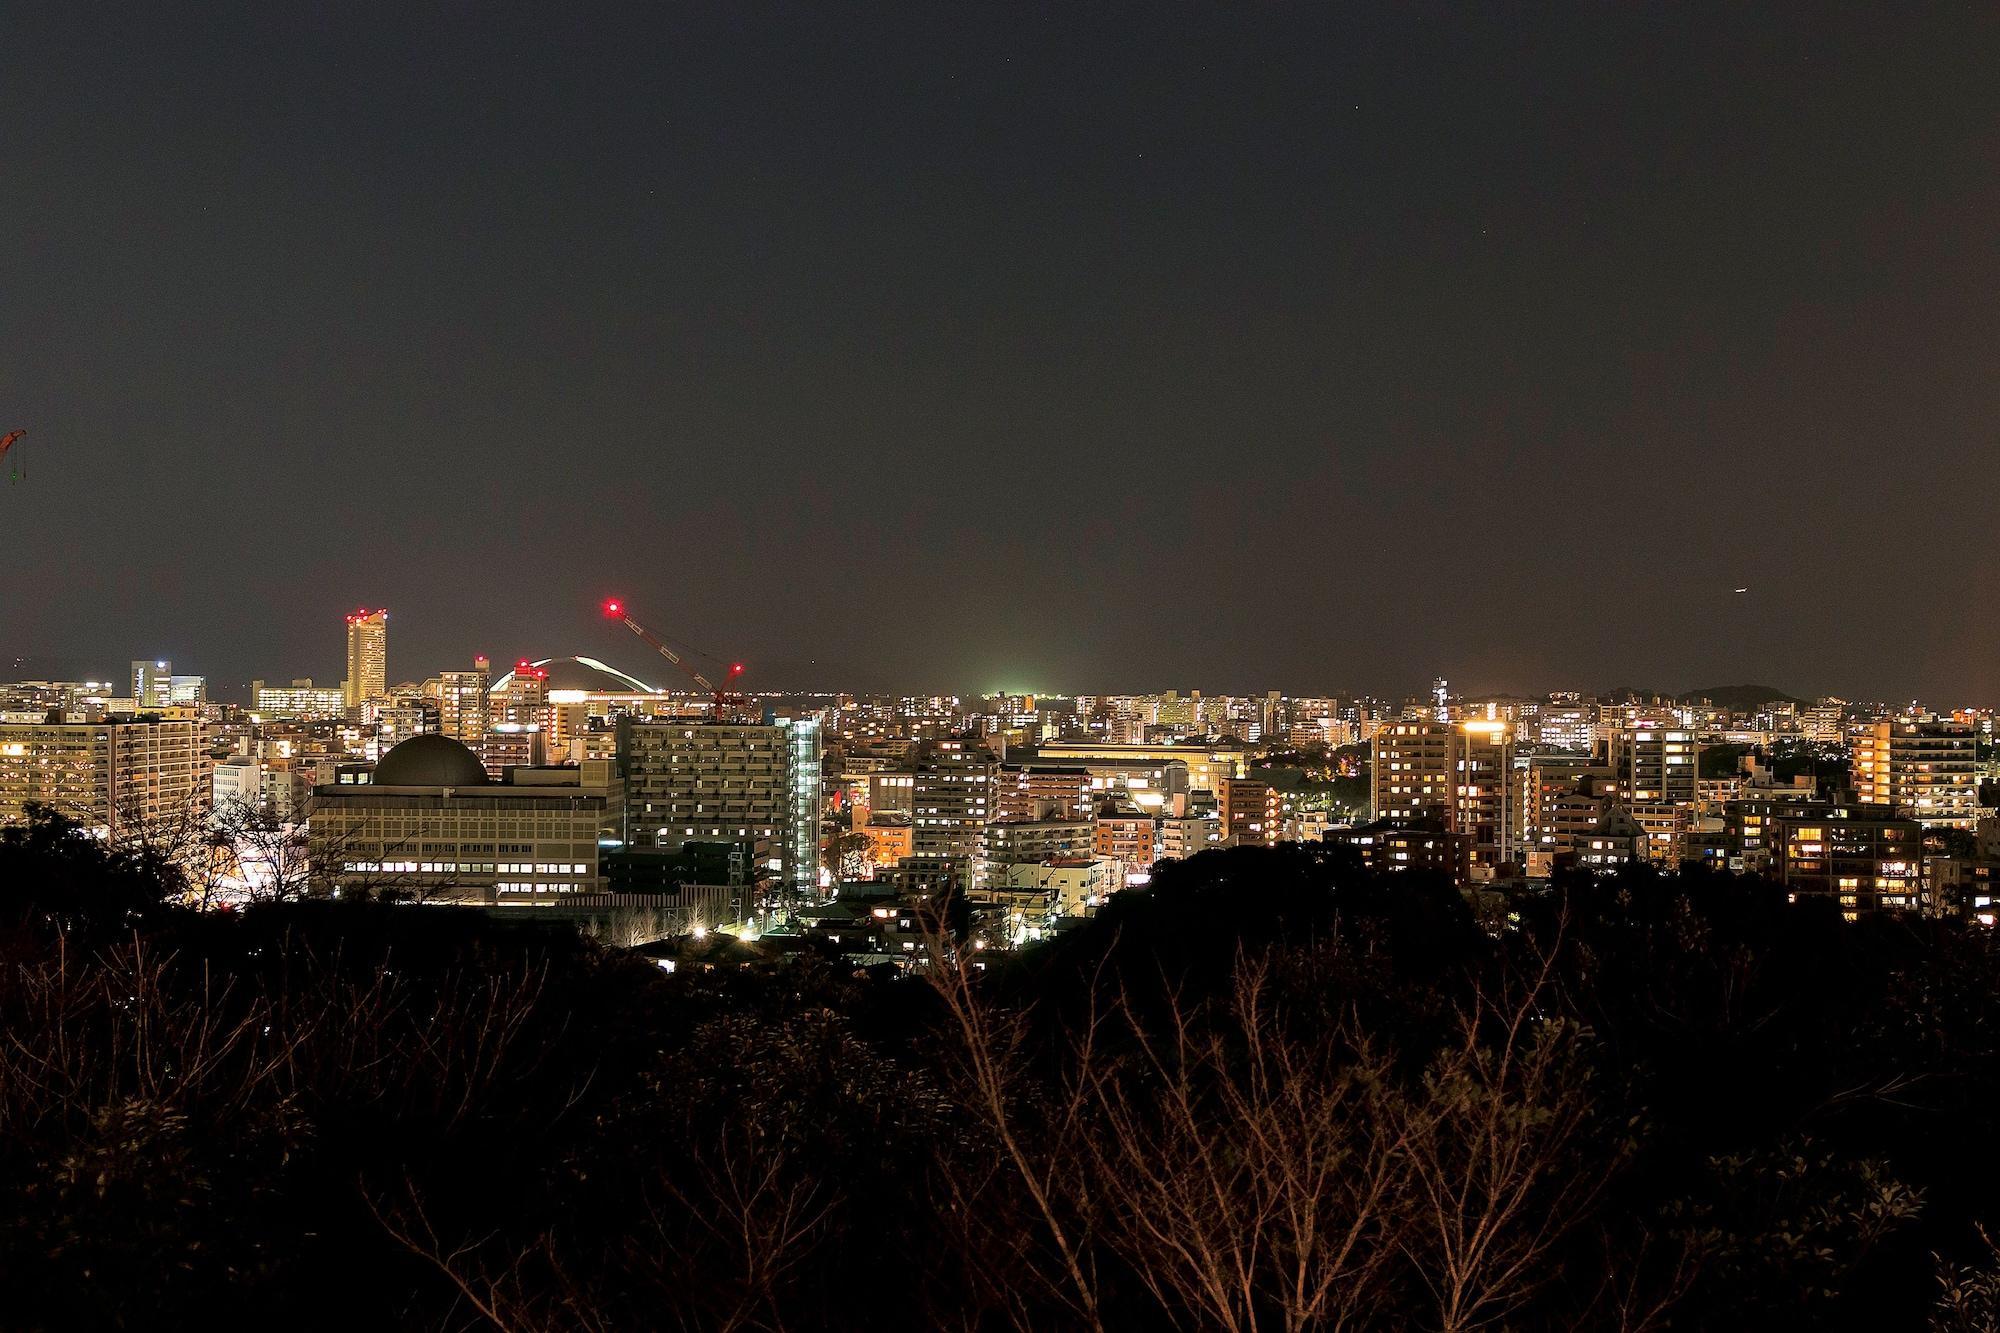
1799;702;1845;743
1851;720;1977;829
212;754;262;810
858;816;915;869
1623;801;1686;864
1094;803;1157;875
1723;794;1830;873
310;735;621;904
1218;776;1275;846
438;659;490;743
377;699;439;749
997;857;1115;917
1535;704;1595;752
1372;718;1521;877
343;609;388;708
1576;807;1647;868
1157;812;1221;861
132;660;170;708
493;660;550;730
1523;757;1613;862
1454;719;1519;874
867;771;916;817
994;765;1095;822
912;749;997;888
1324;819;1472;881
479;724;545;773
0;717;210;835
983;817;1095;879
1373;720;1457;823
1772;805;1925;917
1616;722;1697;805
1031;741;1247;799
130;661;199;709
619;718;822;902
253;678;347;720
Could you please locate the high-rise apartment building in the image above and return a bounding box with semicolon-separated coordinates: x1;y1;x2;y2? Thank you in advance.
911;749;997;889
343;609;389;708
1617;722;1698;806
1455;719;1519;873
620;718;822;902
1370;718;1520;877
438;658;490;744
1852;720;1978;829
0;717;210;836
1799;702;1845;744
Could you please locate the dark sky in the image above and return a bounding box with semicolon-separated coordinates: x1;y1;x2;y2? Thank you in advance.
3;5;1997;703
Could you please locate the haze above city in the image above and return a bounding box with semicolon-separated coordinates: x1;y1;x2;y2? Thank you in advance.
3;6;1997;700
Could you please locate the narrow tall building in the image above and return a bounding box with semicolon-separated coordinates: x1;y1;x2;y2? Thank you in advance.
437;658;490;744
343;609;388;708
911;746;997;890
1616;721;1698;806
1218;776;1276;847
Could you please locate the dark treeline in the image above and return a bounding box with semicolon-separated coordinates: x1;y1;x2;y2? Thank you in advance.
4;806;2000;1330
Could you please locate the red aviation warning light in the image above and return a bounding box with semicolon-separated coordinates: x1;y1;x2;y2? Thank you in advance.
597;598;748;715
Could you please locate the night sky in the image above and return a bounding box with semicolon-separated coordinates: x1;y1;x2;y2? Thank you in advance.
3;5;1997;702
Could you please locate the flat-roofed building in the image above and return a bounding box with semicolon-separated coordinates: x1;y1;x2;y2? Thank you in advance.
343;609;388;708
1030;741;1247;799
310;735;622;905
1616;722;1698;806
1324;819;1472;881
1372;718;1521;878
984;817;1095;870
252;679;348;720
994;765;1094;822
1158;812;1221;861
438;660;490;743
1852;720;1977;829
1772;804;1925;918
620;718;823;903
0;716;210;836
1218;776;1276;846
912;750;997;888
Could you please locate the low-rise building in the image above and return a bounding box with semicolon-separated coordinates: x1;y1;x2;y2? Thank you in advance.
309;734;622;905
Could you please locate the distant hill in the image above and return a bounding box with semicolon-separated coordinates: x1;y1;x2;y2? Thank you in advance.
1676;684;1808;711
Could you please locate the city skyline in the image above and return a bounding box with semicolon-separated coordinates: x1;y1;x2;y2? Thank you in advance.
6;6;2000;699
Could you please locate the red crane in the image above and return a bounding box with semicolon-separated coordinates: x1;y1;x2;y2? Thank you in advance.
601;598;746;712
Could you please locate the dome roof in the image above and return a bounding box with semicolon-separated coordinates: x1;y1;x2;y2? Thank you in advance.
490;656;661;695
373;734;489;787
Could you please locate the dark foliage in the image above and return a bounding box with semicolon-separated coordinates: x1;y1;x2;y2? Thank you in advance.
0;808;1996;1330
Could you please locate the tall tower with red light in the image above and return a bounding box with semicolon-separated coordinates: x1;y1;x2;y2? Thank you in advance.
343;608;388;709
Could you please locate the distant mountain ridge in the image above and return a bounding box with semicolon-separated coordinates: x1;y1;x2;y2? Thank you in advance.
1676;684;1808;711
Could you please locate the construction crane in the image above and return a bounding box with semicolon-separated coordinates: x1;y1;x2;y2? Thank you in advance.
600;598;746;713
